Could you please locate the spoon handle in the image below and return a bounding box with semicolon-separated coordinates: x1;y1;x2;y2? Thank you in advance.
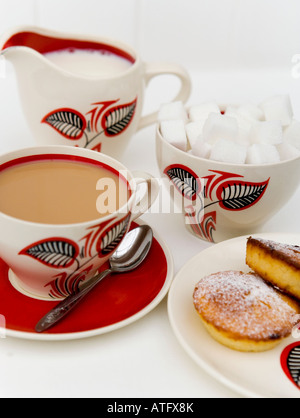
35;269;112;333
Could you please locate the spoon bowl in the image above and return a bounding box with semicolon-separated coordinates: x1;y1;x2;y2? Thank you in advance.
110;225;153;272
35;225;153;333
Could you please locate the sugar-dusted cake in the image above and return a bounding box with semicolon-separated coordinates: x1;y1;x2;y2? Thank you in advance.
246;237;300;300
193;270;300;352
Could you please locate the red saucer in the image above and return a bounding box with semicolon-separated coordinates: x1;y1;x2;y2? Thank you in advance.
0;222;172;339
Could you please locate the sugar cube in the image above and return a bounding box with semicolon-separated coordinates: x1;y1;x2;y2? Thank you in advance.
235;115;254;146
223;107;252;145
210;139;247;164
246;144;281;164
158;101;188;122
224;106;239;118
283;119;300;150
249;120;283;145
185;121;205;148
191;135;212;159
236;103;264;121
277;143;300;161
189;102;220;122
260;95;293;127
158;95;297;166
203;113;239;145
160;120;188;151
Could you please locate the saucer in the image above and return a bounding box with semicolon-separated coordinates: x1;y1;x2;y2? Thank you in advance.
168;232;300;398
0;220;174;341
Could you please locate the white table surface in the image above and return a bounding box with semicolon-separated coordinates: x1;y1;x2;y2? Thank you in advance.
0;66;299;398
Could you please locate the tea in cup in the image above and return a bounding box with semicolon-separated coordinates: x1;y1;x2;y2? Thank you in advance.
0;146;159;300
0;156;130;224
0;26;191;160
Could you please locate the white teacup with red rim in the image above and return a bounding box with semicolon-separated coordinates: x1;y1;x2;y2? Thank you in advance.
0;26;191;161
0;145;159;301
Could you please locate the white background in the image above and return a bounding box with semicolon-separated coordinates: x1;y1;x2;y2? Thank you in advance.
1;0;300;114
0;0;300;399
0;0;299;70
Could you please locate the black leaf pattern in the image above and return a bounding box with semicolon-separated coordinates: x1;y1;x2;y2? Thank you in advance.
100;216;131;256
287;346;300;387
42;109;86;140
165;166;200;201
20;239;79;268
103;99;137;136
217;180;269;211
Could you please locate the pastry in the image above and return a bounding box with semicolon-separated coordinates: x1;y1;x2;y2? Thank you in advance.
246;237;300;300
193;270;300;352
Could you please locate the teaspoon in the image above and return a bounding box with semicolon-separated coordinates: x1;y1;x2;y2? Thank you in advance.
35;225;153;333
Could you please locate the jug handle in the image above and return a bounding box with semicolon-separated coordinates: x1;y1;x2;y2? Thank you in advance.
138;62;191;130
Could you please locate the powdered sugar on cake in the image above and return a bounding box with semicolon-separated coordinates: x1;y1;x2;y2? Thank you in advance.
193;271;299;340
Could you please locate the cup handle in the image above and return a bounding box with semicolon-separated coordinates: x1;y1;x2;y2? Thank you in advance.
130;171;160;221
138;62;192;130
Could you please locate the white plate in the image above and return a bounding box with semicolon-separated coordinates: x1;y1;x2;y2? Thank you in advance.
168;232;300;398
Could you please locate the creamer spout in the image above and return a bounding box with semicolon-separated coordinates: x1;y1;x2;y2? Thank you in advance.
0;46;47;77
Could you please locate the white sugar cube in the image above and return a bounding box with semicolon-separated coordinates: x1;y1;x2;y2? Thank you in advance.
235;115;254;146
223;107;253;145
210;139;247;164
158;101;188;122
160;120;188;151
191;135;212;159
189;102;220;122
185;121;205;148
260;95;293;127
237;103;264;121
203;113;239;145
249;120;283;145
224;105;239;117
283;119;300;150
277;143;300;161
246;144;280;164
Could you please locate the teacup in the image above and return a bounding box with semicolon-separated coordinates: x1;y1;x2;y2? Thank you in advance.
0;146;159;301
156;126;300;243
0;26;191;160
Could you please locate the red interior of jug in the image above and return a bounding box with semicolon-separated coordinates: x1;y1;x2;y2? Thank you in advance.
2;31;136;64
